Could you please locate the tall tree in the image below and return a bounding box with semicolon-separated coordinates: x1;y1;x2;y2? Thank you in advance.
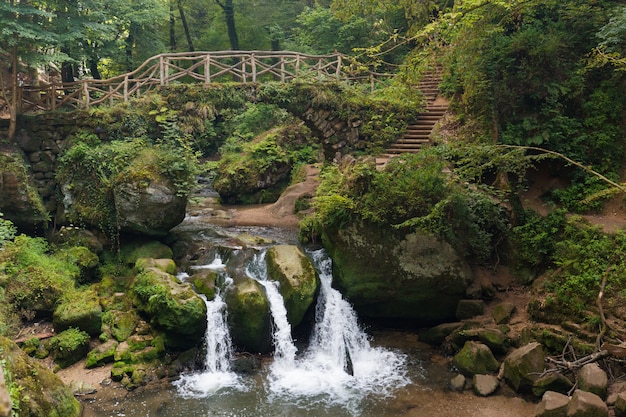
215;0;239;50
0;0;59;140
177;0;195;51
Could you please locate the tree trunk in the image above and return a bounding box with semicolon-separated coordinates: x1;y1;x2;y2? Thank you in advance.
89;58;101;80
7;35;18;141
169;1;177;51
177;0;194;51
125;26;136;73
216;0;239;50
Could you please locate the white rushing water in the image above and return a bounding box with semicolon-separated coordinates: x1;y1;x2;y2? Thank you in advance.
174;247;408;415
174;256;243;396
265;248;409;414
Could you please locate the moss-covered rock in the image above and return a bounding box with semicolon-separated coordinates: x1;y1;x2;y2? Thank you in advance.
130;261;207;349
135;257;177;275
53;246;100;283
102;309;140;342
0;336;80;417
225;273;271;353
0;144;48;229
49;328;91;369
452;341;500;377
121;239;174;265
502;342;545;394
191;270;217;300
53;289;102;336
323;222;472;323
86;339;118;368
266;245;318;327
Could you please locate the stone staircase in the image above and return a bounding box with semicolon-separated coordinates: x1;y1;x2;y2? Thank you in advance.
376;69;448;168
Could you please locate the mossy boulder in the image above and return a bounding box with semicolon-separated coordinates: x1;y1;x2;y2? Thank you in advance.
502;342;545;393
0;336;81;417
102;309;140;342
48;328;91;369
225;273;271;353
130;260;207;349
53;289;102;336
86;339;118;368
266;245;318;327
322;222;473;323
54;246;100;283
135;257;177;275
0;144;48;229
121;239;174;265
190;270;217;300
452;341;500;377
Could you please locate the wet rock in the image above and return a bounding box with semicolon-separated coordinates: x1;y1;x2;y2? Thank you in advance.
577;363;608;400
456;300;485;320
266;245;318;327
492;301;516;325
566;389;608;417
452;341;499;376
473;374;499;396
535;390;569;417
225;273;272;353
502;342;545;394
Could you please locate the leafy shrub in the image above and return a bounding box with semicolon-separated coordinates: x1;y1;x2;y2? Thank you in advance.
0;212;16;249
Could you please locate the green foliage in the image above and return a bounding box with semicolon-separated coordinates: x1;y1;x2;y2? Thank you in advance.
48;328;91;368
0;213;16;249
509;209;567;277
542;217;626;317
0;236;77;320
306;151;511;264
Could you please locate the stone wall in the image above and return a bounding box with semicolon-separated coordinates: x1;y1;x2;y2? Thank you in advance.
8;112;91;213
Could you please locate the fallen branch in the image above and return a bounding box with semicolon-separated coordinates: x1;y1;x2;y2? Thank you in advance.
14;332;55;344
542;349;610;376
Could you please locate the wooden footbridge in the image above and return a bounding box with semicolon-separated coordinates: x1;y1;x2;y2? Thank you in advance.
9;50;391;113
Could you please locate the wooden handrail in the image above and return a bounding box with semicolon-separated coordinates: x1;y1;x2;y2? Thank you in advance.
2;51;394;113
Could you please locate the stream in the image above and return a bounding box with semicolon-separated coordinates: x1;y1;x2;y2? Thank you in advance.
79;222;536;417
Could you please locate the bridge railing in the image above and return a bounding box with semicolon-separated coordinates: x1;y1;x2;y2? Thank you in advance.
7;51;392;113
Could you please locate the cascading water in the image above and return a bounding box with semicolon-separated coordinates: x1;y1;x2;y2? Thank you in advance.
265;248;409;415
174;255;243;396
245;250;298;366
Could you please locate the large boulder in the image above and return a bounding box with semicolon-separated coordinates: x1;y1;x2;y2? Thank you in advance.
322;222;473;323
52;288;102;336
502;342;545;393
225;273;272;353
114;178;187;237
452;341;500;376
266;245;318;327
0;336;81;417
130;259;207;349
0;144;48;229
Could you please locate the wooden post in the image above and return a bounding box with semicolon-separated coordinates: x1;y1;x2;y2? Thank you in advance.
251;54;256;82
296;54;301;78
280;57;285;82
164;57;170;85
241;57;246;83
159;55;165;86
109;85;114;106
336;55;342;80
204;55;211;84
83;82;89;109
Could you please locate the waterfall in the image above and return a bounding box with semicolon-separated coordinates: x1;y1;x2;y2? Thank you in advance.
266;248;409;413
246;251;298;366
174;255;242;396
